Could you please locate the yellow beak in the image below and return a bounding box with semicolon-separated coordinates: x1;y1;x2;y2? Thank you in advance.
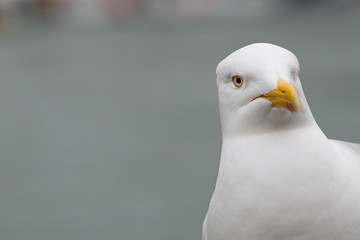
254;78;302;113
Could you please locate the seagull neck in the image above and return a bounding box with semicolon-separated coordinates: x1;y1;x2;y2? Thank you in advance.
221;125;327;154
221;118;320;142
220;106;318;140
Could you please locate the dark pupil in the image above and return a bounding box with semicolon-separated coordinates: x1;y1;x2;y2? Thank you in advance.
236;78;241;84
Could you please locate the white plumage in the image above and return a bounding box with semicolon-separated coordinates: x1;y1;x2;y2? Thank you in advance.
203;43;360;240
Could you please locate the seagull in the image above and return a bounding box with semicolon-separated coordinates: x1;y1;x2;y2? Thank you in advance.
203;43;360;240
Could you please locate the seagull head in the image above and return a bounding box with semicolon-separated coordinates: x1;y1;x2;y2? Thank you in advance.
216;43;315;137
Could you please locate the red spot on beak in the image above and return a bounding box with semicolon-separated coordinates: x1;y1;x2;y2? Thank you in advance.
286;102;296;112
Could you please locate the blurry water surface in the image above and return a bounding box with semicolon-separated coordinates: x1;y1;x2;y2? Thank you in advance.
0;5;360;240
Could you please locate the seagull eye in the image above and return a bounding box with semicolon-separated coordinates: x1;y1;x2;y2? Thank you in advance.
232;76;243;88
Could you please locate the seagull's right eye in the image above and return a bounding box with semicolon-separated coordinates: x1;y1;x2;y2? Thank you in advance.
232;75;243;88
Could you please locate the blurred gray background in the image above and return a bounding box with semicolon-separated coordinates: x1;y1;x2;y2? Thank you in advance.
0;0;360;239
